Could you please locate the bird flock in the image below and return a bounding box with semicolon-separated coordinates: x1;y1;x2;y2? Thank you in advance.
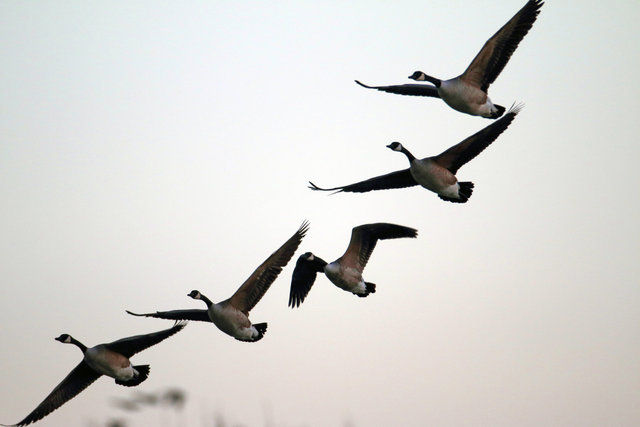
4;1;543;425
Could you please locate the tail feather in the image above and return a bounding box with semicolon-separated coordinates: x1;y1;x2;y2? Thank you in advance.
489;104;505;119
357;282;376;298
438;182;474;203
116;365;150;387
253;323;268;341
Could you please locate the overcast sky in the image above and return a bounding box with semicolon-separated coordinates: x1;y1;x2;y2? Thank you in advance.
1;1;639;426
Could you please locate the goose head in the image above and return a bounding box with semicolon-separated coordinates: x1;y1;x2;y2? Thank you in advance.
187;290;202;300
387;141;404;152
408;71;427;81
55;334;73;344
408;71;441;87
387;141;416;162
299;251;327;270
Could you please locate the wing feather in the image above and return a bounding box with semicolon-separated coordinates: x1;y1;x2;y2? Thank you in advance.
8;361;100;426
106;321;187;358
230;221;309;313
309;169;417;194
339;223;418;271
434;104;521;174
355;80;440;98
288;255;324;308
125;309;210;323
461;0;543;91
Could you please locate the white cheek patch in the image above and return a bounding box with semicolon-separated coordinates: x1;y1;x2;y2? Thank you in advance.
65;336;72;343
308;254;315;261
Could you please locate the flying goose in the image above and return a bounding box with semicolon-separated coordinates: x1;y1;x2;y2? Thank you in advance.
289;223;417;307
127;221;309;342
355;0;543;118
3;321;186;427
309;104;521;203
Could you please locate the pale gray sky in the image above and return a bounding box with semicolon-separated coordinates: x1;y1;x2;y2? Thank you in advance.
1;1;639;426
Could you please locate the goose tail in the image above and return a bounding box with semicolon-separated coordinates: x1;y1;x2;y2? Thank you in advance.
253;323;268;341
357;282;376;297
438;182;474;203
116;365;150;387
489;104;506;119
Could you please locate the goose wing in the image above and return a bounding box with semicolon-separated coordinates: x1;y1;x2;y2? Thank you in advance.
309;169;417;194
229;221;309;314
461;0;543;91
338;223;418;271
355;80;440;98
7;361;100;426
433;104;521;174
126;309;210;323
288;254;327;308
106;321;187;358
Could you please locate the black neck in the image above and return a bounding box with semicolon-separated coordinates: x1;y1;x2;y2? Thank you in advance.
313;257;328;272
199;294;214;307
401;147;416;162
422;73;441;87
70;337;88;353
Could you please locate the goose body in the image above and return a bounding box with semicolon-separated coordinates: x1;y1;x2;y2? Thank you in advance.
324;260;367;294
4;322;186;427
309;104;521;203
438;76;501;118
84;345;137;381
205;296;266;341
289;223;418;307
127;221;309;342
406;157;459;198
356;0;543;118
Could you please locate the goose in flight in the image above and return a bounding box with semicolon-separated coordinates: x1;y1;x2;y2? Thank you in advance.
127;221;309;342
309;104;521;203
3;321;186;427
289;223;417;307
355;0;543;118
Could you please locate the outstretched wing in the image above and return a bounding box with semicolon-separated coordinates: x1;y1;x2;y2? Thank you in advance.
355;80;440;98
288;255;326;308
339;223;418;271
106;321;187;358
309;169;416;194
7;361;100;426
126;309;210;323
230;221;309;314
461;0;543;91
433;104;522;174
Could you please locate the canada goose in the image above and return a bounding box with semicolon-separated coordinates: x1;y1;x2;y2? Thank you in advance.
127;221;309;342
289;223;417;307
309;104;521;203
3;321;186;427
355;0;543;118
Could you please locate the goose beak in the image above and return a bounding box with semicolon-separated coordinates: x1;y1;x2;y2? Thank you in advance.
386;143;394;149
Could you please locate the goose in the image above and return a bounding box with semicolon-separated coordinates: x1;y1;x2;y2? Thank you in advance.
309;104;521;203
3;321;186;427
127;221;309;342
355;0;543;118
289;223;417;307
